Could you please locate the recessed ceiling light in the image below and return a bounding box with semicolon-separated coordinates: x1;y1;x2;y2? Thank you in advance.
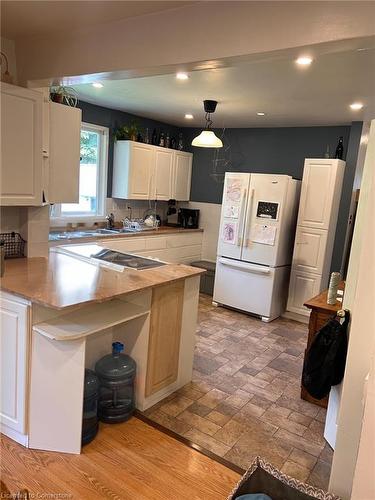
185;114;194;119
92;82;103;88
176;72;189;80
256;112;266;116
350;102;364;110
296;56;313;66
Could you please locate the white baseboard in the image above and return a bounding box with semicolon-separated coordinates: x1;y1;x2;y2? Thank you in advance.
1;424;29;447
282;311;310;324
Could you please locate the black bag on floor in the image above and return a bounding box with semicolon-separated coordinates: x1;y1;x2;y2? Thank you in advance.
302;311;349;400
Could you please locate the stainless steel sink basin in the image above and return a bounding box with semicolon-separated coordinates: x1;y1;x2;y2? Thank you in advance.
94;229;120;234
49;227;156;242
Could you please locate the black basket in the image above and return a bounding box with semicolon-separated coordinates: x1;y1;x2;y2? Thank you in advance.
0;232;26;258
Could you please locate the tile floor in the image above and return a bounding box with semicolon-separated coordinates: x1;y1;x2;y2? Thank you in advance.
143;294;333;490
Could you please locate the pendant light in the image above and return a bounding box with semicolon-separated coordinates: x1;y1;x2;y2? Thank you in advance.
192;100;223;148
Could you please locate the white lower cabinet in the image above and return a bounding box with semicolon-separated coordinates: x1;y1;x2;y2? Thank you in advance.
292;226;328;275
287;269;323;316
0;295;30;439
100;232;203;265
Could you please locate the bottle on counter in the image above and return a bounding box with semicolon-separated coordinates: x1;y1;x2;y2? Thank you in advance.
335;137;344;159
144;128;150;144
165;132;171;149
178;132;184;151
151;128;158;145
159;132;165;147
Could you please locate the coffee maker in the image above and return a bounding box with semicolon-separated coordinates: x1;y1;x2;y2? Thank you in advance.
178;208;200;229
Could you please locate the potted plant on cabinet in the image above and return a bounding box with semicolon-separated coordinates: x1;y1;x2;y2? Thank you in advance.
113;121;141;142
50;85;78;107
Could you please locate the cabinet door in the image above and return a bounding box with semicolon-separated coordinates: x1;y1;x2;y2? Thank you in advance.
297;159;339;230
0;84;43;205
153;148;173;200
292;226;328;275
145;281;184;396
287;270;323;315
129;143;153;199
172;152;192;201
48;102;81;203
0;297;29;433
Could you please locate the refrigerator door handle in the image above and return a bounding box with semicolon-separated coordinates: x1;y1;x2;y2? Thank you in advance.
244;188;255;247
218;257;271;275
237;188;247;246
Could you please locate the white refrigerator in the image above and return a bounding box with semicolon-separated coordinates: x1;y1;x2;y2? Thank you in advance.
213;173;300;322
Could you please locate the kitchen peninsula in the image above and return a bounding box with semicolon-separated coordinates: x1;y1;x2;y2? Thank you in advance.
0;246;204;454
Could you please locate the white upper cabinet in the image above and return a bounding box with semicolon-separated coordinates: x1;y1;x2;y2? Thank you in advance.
1;83;43;205
48;102;81;204
0;84;82;206
112;141;153;200
172;151;192;201
112;141;192;201
297;159;345;230
153;147;174;200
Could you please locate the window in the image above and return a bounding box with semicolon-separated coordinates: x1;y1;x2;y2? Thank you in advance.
51;123;109;219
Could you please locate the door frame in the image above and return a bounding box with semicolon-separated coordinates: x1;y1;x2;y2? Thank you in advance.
328;119;375;498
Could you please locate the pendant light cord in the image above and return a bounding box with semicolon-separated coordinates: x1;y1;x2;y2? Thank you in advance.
205;112;213;129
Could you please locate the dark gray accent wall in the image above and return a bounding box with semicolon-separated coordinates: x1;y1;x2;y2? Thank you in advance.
77;99;361;275
184;126;351;203
77;101;182;197
185;125;356;271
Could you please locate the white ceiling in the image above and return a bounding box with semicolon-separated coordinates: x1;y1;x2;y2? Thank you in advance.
1;1;195;39
74;45;375;128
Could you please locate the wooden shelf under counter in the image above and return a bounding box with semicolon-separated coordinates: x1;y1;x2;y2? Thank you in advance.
301;282;345;408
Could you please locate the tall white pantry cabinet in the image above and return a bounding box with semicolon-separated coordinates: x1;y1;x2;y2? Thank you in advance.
287;159;346;316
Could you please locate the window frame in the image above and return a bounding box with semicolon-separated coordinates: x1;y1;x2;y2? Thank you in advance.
50;122;109;223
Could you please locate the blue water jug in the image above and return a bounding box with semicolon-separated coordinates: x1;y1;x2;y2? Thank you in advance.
82;369;99;445
95;342;136;423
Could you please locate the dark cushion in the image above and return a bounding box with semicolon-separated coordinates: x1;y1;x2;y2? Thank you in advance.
228;457;341;500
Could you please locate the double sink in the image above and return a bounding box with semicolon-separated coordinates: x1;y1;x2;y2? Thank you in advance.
49;227;155;241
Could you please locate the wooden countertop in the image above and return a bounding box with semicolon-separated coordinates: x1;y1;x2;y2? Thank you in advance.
304;281;345;314
0;251;205;310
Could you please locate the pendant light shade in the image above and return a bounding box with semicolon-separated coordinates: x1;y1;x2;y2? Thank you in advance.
192;99;223;148
192;130;223;148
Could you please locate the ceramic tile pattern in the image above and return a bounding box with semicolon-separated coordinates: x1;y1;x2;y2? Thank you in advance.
142;295;334;491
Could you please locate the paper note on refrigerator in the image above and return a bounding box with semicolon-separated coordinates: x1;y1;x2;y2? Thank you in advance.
250;224;277;246
224;205;240;218
222;222;238;244
225;178;242;203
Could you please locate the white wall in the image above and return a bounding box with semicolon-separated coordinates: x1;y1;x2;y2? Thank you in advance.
329;120;375;498
351;357;375;499
181;201;221;262
15;2;375;84
1;37;18;84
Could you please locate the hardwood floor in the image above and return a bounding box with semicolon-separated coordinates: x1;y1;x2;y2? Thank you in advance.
0;417;239;500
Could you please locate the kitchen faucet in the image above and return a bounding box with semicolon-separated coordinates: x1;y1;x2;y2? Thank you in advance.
106;212;115;229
